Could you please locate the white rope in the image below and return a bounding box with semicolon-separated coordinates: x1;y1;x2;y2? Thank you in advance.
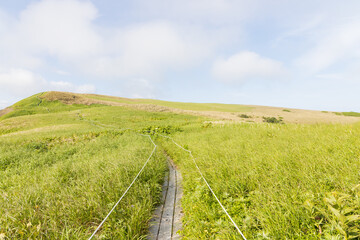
82;117;246;239
88;135;157;240
157;134;247;240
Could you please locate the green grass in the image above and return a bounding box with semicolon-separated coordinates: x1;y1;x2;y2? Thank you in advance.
0;97;203;239
333;112;360;117
0;130;167;239
159;123;360;239
1;92;360;239
342;112;360;117
1;92;105;121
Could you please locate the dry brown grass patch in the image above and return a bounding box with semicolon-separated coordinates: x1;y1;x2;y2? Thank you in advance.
0;107;13;117
41;91;101;105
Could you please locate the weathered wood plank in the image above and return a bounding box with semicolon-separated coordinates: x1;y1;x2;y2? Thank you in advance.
148;157;183;240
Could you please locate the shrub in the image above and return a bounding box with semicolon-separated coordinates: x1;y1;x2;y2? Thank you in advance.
239;114;251;118
263;116;284;124
141;125;183;135
202;122;212;128
342;112;360;117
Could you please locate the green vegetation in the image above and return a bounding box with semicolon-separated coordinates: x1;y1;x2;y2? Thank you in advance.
282;109;291;112
0;96;201;239
160;123;360;239
0;131;166;239
262;116;284;124
0;93;104;121
342;112;360;117
239;114;251;118
333;112;360;117
1;91;360;239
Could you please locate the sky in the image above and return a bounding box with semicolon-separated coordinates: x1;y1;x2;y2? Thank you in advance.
0;0;360;111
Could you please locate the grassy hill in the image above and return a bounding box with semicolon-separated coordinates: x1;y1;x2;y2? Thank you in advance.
1;91;359;124
1;92;360;239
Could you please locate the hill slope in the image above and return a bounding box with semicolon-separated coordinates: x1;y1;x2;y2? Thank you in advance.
1;91;359;124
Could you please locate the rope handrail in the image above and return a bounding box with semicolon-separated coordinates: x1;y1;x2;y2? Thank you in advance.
82;118;246;239
157;133;247;240
88;135;156;240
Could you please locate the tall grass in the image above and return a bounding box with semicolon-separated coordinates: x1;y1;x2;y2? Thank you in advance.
0;130;168;239
0;100;202;239
159;122;360;239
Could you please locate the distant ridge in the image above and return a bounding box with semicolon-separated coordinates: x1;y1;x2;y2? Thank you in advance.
1;91;359;124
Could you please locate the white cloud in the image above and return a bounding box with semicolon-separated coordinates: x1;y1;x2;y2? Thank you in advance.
0;68;96;98
126;78;157;99
212;51;287;83
17;0;101;59
133;0;259;25
0;100;9;109
0;68;45;95
1;0;215;84
295;20;360;73
55;70;70;76
0;0;101;71
72;84;96;93
82;21;212;79
46;80;95;93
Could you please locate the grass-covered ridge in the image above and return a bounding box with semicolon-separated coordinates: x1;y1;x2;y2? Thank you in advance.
84;93;253;112
0;92;104;120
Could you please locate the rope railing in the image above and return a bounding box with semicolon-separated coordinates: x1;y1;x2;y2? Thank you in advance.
83;118;246;239
88;134;156;240
156;134;247;240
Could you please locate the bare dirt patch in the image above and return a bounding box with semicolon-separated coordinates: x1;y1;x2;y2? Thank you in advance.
130;104;360;124
84;94;140;102
248;106;359;124
42;92;102;105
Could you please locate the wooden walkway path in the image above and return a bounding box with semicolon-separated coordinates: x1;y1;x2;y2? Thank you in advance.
148;157;183;240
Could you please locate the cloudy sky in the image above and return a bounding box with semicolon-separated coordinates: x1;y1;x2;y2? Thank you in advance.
0;0;360;111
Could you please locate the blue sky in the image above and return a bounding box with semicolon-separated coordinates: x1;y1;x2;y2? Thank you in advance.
0;0;360;111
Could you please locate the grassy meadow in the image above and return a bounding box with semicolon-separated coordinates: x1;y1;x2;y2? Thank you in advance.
159;123;360;239
1;131;166;239
1;92;360;239
0;93;200;239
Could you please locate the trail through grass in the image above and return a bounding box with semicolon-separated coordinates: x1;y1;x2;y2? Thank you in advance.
1;92;360;239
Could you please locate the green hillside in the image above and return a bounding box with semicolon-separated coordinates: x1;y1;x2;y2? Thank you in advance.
84;93;252;112
1;92;360;239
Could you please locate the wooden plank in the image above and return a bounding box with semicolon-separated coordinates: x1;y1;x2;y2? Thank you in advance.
148;157;183;240
158;164;176;238
172;170;183;239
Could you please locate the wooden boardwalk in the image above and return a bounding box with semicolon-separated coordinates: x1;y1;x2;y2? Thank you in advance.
148;158;183;240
